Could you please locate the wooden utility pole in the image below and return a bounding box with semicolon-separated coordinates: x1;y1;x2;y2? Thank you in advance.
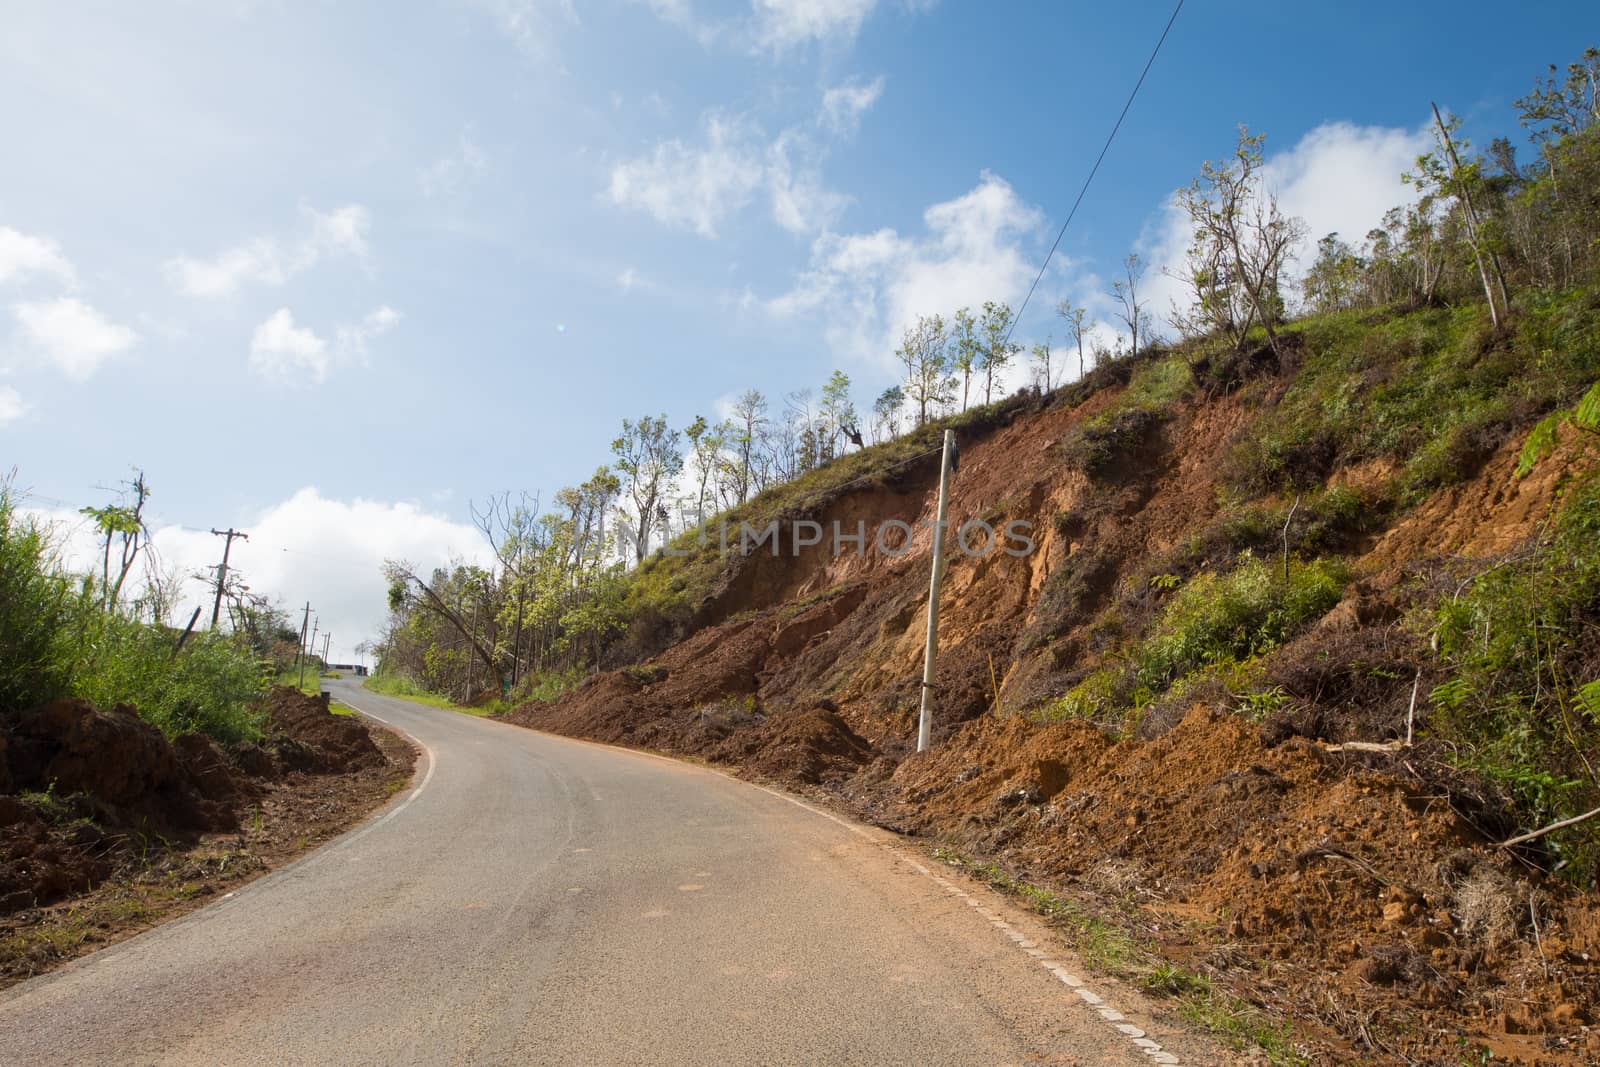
208;527;249;630
296;601;312;689
917;430;957;753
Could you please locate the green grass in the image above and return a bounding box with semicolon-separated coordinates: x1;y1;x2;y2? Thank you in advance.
1233;291;1600;499
365;671;500;716
623;397;1025;638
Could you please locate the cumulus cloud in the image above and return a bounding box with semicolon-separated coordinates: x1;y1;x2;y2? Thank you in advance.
32;488;489;665
164;204;372;298
768;172;1043;368
249;308;328;383
0;384;25;425
0;226;77;287
819;76;885;136
609;80;884;238
249;305;401;385
608;114;767;238
12;297;139;380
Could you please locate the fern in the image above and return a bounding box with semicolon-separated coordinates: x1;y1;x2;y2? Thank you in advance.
1575;380;1600;435
1578;679;1600;724
1516;414;1562;477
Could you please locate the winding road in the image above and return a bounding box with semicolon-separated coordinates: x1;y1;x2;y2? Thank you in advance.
0;678;1218;1065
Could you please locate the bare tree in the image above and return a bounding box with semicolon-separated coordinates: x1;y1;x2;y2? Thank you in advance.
1176;127;1307;357
1111;253;1153;357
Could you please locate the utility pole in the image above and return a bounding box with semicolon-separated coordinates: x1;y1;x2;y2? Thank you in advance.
208;528;249;630
917;429;957;753
296;601;312;689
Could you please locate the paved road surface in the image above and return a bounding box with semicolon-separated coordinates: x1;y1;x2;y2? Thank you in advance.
0;678;1217;1065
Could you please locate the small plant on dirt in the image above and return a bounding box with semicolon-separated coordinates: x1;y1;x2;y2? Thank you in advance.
1135;555;1349;692
1143;962;1212;997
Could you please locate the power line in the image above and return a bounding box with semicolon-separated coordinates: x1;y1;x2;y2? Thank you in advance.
1002;0;1186;349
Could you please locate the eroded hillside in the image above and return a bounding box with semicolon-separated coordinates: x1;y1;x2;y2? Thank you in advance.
509;293;1600;1064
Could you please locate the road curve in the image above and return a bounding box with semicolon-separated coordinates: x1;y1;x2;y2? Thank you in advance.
0;679;1215;1066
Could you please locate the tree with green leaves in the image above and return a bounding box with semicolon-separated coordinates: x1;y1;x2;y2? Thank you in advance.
683;416;724;527
1409;105;1511;327
728;389;768;504
819;370;856;460
872;385;904;443
1029;338;1054;391
611;414;683;562
1055;300;1092;380
1301;233;1366;314
896;314;952;426
80;470;150;611
978;301;1020;404
949;307;980;410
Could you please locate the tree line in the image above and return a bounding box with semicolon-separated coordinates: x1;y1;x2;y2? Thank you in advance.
378;46;1600;702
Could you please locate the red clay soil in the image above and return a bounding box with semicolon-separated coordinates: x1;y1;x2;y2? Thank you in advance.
508;373;1600;1063
0;687;414;985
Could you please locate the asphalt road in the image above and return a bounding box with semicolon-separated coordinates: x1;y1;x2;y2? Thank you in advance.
0;679;1217;1066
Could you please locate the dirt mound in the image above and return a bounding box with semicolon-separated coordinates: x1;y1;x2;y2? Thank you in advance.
1;689;388;917
262;688;383;773
507;350;1600;1060
2;699;240;834
721;706;875;785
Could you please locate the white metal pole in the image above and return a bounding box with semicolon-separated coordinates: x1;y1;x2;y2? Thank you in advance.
917;429;956;753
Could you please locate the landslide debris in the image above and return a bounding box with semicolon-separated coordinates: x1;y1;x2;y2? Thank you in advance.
1;687;393;916
507;308;1600;1062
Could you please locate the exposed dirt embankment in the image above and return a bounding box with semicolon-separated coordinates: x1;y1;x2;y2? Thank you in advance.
508;354;1600;1063
0;687;413;986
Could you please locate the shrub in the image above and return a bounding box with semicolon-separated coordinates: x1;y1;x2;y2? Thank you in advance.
1431;470;1600;881
0;488;80;711
73;615;266;742
1135;556;1349;691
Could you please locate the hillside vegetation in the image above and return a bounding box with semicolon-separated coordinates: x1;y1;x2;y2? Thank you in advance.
469;49;1600;1064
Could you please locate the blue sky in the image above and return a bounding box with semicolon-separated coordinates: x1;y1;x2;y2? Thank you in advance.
2;1;1591;659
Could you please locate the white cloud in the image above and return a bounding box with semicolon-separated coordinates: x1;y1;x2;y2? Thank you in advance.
609;81;880;239
754;0;878;50
769;172;1043;368
0;384;25;425
164;203;372;298
617;267;639;291
766;132;849;234
249;308;328;384
335;305;402;362
608;114;767;238
420;130;490;198
819;76;884;136
12;297;139;380
0;226;77;287
31;488;489;664
249;305;401;385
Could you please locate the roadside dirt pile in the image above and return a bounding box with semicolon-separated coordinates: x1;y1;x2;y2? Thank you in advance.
512;329;1600;1060
0;687;388;915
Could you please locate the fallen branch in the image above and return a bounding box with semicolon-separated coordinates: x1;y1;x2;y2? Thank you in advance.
1499;804;1600;849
